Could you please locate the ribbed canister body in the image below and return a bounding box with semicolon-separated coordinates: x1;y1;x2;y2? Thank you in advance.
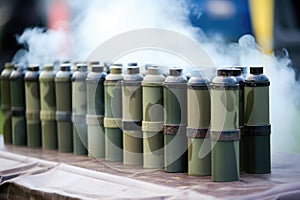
25;65;41;147
104;66;123;161
72;64;88;155
86;65;106;158
142;67;165;168
187;75;211;176
163;68;188;172
55;64;73;152
39;64;57;149
1;63;14;144
210;69;240;182
10;65;26;145
122;66;144;166
244;66;271;174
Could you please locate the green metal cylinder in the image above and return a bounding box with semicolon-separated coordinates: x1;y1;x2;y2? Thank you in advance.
232;67;246;171
1;63;14;144
163;68;188;173
10;64;26;146
39;64;57;149
211;68;240;182
244;66;271;174
25;65;41;147
86;64;106;158
187;73;211;176
55;63;73;152
142;67;165;169
122;64;144;166
72;63;88;155
104;65;123;162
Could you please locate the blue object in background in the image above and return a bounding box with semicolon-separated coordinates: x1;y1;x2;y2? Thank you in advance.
188;0;253;41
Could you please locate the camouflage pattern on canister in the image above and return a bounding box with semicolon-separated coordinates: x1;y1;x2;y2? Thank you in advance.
142;67;165;168
25;65;41;147
104;65;123;162
39;64;57;149
55;63;73;152
210;68;240;182
10;64;26;145
232;67;246;171
163;68;188;173
187;72;211;176
86;64;107;158
1;63;14;144
122;64;143;165
72;63;88;155
244;66;271;174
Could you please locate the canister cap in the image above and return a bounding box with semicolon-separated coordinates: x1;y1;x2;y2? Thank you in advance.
44;64;54;71
231;68;242;76
4;62;14;69
169;67;182;76
92;65;104;73
110;66;122;74
60;63;71;71
28;64;39;71
89;61;100;66
111;63;123;67
250;66;263;75
76;63;88;71
234;66;247;75
128;62;138;66
217;68;232;76
127;66;139;74
148;67;161;75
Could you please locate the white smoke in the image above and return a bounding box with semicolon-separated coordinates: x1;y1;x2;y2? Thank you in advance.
13;0;300;153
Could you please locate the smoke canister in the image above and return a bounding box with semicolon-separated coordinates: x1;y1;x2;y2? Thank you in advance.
10;64;26;145
104;65;124;161
211;68;240;182
163;68;188;172
122;65;143;165
39;64;57;149
187;72;211;176
142;67;165;168
55;63;73;152
86;64;107;158
244;66;271;174
72;63;88;155
1;63;14;144
232;67;246;171
25;64;41;147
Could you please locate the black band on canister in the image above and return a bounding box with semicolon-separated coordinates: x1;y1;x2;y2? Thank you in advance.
244;81;270;87
122;121;142;131
164;124;186;135
211;84;239;90
163;83;187;89
244;124;271;136
56;111;72;122
187;85;209;90
11;108;25;117
186;128;209;138
210;130;240;141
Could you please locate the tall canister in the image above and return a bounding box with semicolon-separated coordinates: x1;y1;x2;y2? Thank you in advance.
86;64;107;158
55;63;73;152
122;66;143;165
1;63;14;144
187;72;211;176
10;64;26;145
72;63;88;155
163;68;188;172
142;67;165;168
39;64;57;149
210;68;240;182
244;66;271;174
104;65;123;161
25;65;41;147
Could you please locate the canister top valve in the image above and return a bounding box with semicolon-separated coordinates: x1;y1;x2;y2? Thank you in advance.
169;68;182;76
250;66;263;75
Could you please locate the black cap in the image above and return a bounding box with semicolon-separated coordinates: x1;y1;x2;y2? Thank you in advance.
231;68;241;76
28;65;39;72
217;68;232;76
89;61;100;66
170;67;182;76
127;66;139;74
112;63;123;67
92;65;104;73
250;66;263;75
60;63;71;71
76;63;88;71
128;62;138;66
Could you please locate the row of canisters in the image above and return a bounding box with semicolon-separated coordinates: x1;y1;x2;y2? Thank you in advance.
0;62;271;182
